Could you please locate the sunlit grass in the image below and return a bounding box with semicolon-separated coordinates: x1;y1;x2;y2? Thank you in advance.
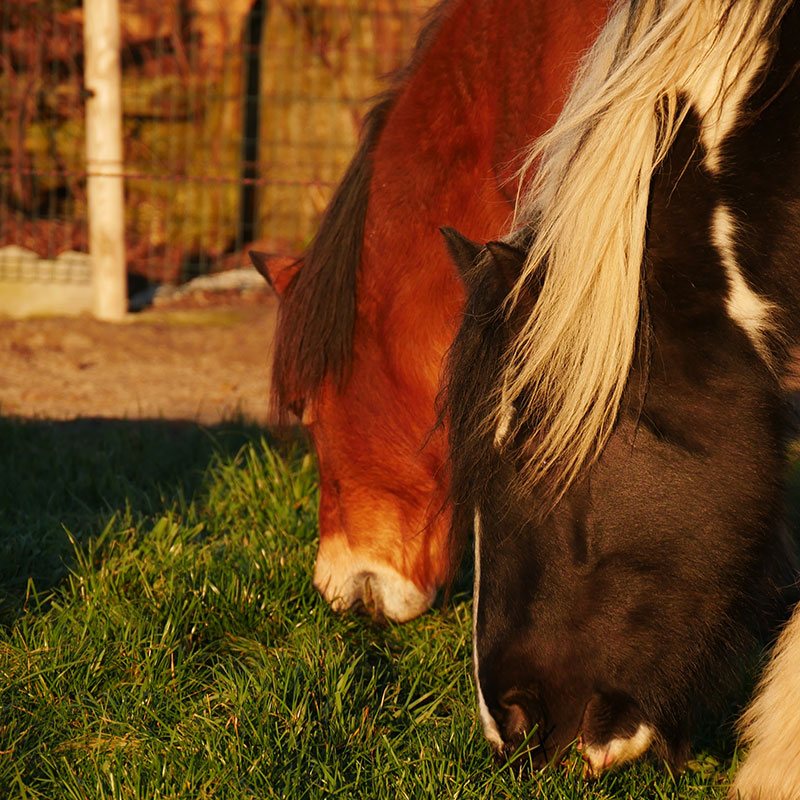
0;417;785;798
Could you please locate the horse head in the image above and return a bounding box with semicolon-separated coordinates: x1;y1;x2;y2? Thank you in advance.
444;227;672;771
252;247;448;622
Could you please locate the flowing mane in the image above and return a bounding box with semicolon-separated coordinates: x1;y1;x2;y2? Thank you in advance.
502;0;790;510
270;1;453;417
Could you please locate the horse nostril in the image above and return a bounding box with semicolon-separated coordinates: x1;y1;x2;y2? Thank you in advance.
361;573;375;612
502;702;532;751
506;703;529;735
348;572;387;624
497;698;552;769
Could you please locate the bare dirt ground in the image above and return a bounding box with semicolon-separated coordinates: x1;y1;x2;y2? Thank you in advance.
0;289;278;426
3;286;800;429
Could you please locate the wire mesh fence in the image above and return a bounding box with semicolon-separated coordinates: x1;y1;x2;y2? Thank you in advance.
0;0;435;293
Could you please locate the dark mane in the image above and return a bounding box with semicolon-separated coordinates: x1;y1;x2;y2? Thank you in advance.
271;0;454;416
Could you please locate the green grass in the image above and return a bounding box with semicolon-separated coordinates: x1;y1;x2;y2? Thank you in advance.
0;417;788;799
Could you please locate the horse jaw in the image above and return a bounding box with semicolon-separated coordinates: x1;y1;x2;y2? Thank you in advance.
312;535;435;622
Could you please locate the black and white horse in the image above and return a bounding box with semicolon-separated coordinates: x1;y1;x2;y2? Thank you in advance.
443;0;800;794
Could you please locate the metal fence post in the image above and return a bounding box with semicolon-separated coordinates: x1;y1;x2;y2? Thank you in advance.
84;0;126;320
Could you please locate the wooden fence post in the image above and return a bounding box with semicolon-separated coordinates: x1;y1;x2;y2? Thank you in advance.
84;0;126;321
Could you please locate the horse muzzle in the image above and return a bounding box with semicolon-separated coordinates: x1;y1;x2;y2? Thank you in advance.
313;536;435;622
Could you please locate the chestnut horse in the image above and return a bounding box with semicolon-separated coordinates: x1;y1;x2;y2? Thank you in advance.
443;0;800;791
253;0;611;621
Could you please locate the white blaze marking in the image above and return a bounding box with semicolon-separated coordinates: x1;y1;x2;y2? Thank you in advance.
711;203;775;360
473;508;504;750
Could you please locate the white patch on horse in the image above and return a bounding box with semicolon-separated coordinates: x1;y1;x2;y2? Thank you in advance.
685;35;769;174
473;509;504;751
711;203;775;359
581;723;654;777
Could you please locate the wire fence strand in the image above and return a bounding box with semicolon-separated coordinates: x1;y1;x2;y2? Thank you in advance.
0;0;435;287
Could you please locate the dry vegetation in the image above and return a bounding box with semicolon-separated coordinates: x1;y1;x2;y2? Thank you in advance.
0;0;434;284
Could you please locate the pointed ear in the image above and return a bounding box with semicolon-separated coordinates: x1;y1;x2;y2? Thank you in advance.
249;252;301;297
484;240;527;291
440;227;483;283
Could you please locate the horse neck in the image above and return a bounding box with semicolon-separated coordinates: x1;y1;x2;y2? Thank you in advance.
359;0;611;374
645;109;731;345
715;3;800;369
367;0;611;243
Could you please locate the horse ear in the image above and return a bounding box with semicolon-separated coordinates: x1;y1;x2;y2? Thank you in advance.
248;251;301;297
485;240;527;290
440;227;483;283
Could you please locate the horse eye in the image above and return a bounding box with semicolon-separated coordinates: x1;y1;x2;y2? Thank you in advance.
289;399;315;426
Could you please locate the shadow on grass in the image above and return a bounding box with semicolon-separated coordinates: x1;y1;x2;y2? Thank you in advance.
0;415;305;623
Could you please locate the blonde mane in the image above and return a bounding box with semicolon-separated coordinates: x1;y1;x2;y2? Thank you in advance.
502;0;785;510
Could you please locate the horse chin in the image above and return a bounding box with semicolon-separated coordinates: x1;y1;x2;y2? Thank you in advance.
312;537;435;623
